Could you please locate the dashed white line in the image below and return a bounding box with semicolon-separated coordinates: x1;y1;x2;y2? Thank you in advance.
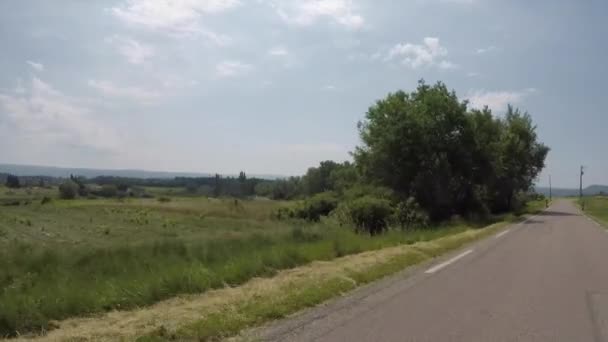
495;230;510;239
425;249;473;274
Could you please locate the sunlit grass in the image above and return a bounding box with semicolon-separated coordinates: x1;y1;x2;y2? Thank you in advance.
580;196;608;227
0;197;545;337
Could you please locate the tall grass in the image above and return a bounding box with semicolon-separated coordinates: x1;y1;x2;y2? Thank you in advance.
0;223;465;336
0;199;544;337
580;196;608;226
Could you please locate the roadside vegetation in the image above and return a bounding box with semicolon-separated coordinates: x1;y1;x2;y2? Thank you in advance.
0;81;549;338
580;196;608;226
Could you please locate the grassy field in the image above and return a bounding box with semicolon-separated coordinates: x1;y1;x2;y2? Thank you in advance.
580;196;608;227
0;185;545;337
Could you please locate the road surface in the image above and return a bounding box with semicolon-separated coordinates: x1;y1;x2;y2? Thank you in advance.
252;200;608;342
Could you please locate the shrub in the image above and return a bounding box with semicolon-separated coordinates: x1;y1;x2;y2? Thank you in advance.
158;197;171;203
58;180;79;199
99;184;118;198
293;192;339;221
338;196;393;235
393;198;429;229
273;207;295;220
40;196;52;205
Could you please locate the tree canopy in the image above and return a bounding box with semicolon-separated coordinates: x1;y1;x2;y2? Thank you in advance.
354;81;549;219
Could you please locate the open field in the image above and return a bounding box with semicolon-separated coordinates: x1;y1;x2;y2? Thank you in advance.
0;185;546;338
580;196;608;226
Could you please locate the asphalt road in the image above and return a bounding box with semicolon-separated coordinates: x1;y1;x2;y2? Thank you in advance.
254;200;608;342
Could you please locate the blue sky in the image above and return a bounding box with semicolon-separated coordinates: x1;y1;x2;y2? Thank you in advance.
0;0;606;187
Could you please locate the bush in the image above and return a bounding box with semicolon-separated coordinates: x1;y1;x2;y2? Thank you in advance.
273;207;295;220
58;181;79;199
158;197;171;203
99;184;118;198
338;196;393;235
393;197;429;229
293;192;339;221
40;196;52;205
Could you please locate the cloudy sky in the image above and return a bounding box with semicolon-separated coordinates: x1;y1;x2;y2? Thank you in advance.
0;0;606;187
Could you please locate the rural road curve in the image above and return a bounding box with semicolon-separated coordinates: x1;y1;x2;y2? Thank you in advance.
250;200;608;342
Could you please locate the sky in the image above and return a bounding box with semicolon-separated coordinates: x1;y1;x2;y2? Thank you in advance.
0;0;606;187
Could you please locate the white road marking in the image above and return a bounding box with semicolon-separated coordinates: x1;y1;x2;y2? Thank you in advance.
495;230;510;239
518;216;537;227
425;250;473;274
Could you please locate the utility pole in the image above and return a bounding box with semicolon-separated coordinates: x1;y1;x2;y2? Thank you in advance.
549;175;552;202
580;166;585;210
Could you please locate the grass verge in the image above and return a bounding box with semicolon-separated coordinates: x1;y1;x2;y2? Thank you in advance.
578;196;608;227
138;223;509;341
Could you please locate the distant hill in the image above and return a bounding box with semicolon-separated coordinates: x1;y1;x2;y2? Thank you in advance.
535;185;608;197
0;163;282;180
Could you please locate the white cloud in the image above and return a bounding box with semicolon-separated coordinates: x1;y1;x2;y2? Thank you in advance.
105;36;155;64
466;72;481;77
111;0;239;43
14;79;26;94
88;80;160;103
438;60;458;70
322;84;336;90
0;77;120;151
475;45;497;54
268;46;289;56
215;61;253;77
26;60;44;71
159;74;200;89
385;37;454;69
269;0;364;29
467;88;537;112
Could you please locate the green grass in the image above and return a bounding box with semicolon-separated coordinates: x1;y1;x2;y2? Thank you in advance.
144;223;506;341
580;196;608;227
0;195;545;337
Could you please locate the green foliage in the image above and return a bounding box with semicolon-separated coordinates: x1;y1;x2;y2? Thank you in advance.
5;174;20;189
157;196;171;203
338;196;394;235
98;184;118;198
355;80;549;219
292;192;339;221
393;198;429;229
300;161;360;196
58;180;79;199
342;184;395;201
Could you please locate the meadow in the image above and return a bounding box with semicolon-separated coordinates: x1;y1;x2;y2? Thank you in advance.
0;185;543;337
581;196;608;226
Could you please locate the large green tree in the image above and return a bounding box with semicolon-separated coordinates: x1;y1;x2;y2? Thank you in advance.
355;81;549;219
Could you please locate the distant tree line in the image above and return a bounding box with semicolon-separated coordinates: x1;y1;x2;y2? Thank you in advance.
1;173;57;188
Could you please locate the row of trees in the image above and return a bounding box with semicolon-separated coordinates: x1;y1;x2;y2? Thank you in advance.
271;81;548;232
2;174;52;188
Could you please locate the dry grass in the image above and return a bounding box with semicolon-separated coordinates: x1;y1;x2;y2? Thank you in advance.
6;222;505;342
